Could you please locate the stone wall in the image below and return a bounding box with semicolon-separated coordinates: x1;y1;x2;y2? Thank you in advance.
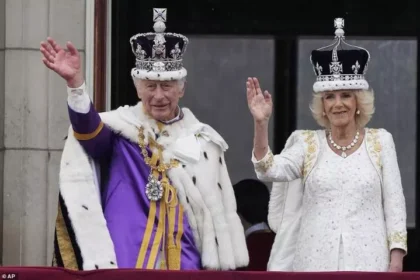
0;0;86;266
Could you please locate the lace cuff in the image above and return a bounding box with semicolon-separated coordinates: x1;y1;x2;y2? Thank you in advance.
251;148;274;174
388;231;407;254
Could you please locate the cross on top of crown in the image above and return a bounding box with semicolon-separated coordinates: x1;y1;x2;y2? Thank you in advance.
334;18;344;29
153;8;167;22
334;18;345;38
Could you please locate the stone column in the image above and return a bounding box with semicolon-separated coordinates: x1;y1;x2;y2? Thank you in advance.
2;0;86;266
0;0;5;265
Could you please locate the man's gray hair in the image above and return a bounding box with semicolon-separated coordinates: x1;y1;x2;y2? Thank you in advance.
177;77;186;89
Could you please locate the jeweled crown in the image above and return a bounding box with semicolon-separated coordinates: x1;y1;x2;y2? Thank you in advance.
310;18;371;93
129;8;189;81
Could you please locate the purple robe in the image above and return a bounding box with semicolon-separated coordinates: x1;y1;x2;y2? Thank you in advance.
68;103;201;270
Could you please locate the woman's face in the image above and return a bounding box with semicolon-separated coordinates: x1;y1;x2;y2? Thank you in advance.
322;90;357;128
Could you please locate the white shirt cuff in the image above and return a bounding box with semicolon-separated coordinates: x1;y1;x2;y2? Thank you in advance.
67;82;91;114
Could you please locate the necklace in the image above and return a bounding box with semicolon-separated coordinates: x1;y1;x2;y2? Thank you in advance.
328;130;360;158
138;126;179;201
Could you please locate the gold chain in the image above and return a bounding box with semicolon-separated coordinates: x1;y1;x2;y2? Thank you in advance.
137;126;179;171
137;126;181;269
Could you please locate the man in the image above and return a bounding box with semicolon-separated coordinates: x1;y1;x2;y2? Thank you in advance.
233;179;275;271
40;8;248;271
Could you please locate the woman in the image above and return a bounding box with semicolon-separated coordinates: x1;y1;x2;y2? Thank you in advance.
246;18;407;272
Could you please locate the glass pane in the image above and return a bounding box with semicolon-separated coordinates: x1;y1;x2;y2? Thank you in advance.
182;36;276;184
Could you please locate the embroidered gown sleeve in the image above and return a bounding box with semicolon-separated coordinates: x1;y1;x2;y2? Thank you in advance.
67;82;114;159
251;131;305;182
380;129;407;253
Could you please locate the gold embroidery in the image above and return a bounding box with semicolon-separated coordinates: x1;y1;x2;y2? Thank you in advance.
302;130;317;179
255;150;274;174
388;231;407;248
308;144;316;154
55;203;78;270
366;129;382;170
374;142;382;153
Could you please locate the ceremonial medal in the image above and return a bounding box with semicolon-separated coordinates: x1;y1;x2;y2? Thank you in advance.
145;173;164;201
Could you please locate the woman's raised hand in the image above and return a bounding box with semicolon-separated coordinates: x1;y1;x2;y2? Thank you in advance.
246;77;273;123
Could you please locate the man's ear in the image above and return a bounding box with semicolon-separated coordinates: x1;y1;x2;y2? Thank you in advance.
133;79;143;100
136;88;143;101
179;81;186;98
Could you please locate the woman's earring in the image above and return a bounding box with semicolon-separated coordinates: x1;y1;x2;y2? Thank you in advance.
356;109;360;115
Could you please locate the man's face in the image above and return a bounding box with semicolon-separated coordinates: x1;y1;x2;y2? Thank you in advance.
135;79;185;121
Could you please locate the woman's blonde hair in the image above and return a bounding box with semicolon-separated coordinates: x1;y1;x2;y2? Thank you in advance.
309;89;375;128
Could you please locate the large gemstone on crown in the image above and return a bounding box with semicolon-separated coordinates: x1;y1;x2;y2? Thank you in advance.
153;61;165;72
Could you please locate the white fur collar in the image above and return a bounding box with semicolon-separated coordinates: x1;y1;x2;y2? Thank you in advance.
99;102;228;164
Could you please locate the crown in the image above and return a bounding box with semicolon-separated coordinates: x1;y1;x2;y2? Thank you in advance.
130;8;189;81
310;18;371;93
